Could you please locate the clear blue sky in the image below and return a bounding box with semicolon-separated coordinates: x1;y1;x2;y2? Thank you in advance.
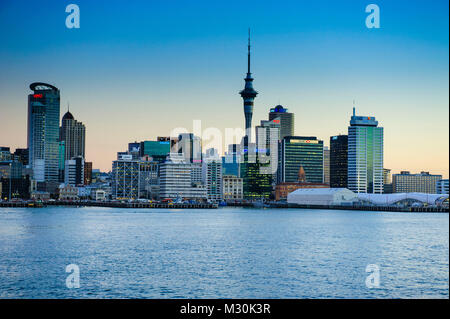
0;0;448;175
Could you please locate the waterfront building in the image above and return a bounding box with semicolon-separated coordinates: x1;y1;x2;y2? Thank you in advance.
202;156;223;202
0;176;30;200
60;110;85;161
392;171;442;194
0;160;23;179
112;156;158;200
347;108;383;194
58;184;79;200
275;166;329;201
279;136;324;184
64;156;84;186
436;179;449;194
222;175;243;200
159;154;207;200
239;31;258;144
240;154;272;200
323;146;330;185
287;188;357;206
268;105;294;140
27;83;60;182
329;135;348;188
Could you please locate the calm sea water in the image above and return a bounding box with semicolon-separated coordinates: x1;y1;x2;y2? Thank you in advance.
0;206;448;299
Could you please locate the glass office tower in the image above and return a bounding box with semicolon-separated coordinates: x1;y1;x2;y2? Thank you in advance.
330;135;348;188
27;83;60;182
279;136;324;183
347;108;383;194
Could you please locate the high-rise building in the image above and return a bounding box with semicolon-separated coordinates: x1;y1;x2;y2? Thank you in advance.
176;133;202;163
60;110;85;162
111;156;159;200
256;118;280;182
323;147;330;185
279;136;324;184
239;30;258;144
64;156;84;186
329;135;348;188
159;154;207;200
222;144;242;177
28;82;60;182
268;105;294;140
392;171;442;194
202;156;223;202
348;108;383;194
240;158;273;200
436;179;449;194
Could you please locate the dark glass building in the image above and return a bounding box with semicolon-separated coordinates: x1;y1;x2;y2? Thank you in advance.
279;136;323;183
240;155;272;200
269;105;294;140
330;135;348;188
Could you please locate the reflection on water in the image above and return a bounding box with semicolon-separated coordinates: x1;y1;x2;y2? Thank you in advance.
0;207;448;298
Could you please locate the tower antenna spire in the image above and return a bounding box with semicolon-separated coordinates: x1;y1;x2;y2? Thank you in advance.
248;28;251;74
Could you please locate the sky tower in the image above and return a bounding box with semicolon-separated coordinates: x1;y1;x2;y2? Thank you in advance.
239;29;258;144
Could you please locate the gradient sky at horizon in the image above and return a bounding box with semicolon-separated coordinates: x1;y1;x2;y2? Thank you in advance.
0;0;448;176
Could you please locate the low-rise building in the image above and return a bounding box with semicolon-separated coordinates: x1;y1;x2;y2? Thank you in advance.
393;171;442;194
222;175;243;200
287;188;357;206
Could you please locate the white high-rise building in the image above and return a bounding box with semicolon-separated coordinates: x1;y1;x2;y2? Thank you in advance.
436;179;449;194
256;118;280;181
202;149;223;202
159;154;206;200
347;108;384;194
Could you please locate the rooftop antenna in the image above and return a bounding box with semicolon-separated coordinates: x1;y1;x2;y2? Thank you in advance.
352;100;355;116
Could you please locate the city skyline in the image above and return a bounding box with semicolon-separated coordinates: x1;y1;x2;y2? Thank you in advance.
0;0;448;177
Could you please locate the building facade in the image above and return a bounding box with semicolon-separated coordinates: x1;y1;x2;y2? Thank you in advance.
28;83;60;182
329;135;348;188
222;175;243;200
202;159;223;202
279;136;324;184
256;118;280;183
392;171;443;194
268;105;294;140
64;156;84;186
436;179;449;194
323;146;330;185
60;111;85;161
347;108;383;194
159;154;207;200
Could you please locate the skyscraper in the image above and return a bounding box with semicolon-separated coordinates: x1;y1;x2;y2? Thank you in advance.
239;30;258;144
279;136;324;184
330;135;348;188
176;133;202;163
60;110;86;161
27;82;60;182
348;108;384;194
268;105;294;140
256;118;280;183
